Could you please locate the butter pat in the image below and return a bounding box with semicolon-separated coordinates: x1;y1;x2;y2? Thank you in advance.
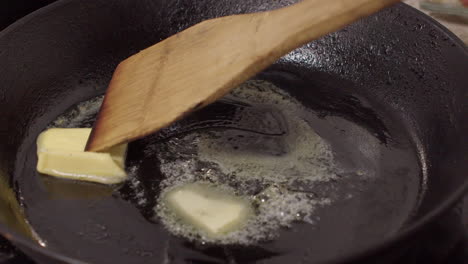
164;183;253;237
37;128;127;184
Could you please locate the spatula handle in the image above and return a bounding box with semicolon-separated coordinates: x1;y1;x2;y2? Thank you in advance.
257;0;400;59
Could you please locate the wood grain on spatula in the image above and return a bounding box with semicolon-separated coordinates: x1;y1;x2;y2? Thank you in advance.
85;0;400;152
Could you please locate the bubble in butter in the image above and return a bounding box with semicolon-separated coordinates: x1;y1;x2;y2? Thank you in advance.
36;128;128;184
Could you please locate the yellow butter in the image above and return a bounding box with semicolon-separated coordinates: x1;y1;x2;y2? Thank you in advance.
164;183;253;237
36;128;127;184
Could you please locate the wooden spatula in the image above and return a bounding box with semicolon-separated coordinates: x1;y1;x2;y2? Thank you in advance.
85;0;400;152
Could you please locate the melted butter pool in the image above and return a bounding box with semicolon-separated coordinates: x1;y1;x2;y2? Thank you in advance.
151;81;341;245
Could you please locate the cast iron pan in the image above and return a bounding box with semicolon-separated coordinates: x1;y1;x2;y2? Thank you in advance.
0;0;467;263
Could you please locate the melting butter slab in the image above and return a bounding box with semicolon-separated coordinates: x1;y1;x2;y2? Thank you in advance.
36;128;127;184
164;183;253;237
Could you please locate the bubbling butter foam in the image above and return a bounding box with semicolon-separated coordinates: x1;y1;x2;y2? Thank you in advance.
152;80;338;245
50;95;104;128
48;80;341;245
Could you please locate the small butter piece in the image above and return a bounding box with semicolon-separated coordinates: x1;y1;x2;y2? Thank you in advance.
36;128;127;184
164;183;253;237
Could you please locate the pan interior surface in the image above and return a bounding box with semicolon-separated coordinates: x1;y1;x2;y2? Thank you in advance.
1;0;467;263
15;75;421;264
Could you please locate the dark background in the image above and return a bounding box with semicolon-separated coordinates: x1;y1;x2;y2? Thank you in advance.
0;0;57;31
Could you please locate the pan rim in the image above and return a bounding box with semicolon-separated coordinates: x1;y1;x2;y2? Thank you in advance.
0;1;466;264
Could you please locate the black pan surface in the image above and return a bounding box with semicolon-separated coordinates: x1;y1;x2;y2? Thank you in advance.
0;1;467;264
